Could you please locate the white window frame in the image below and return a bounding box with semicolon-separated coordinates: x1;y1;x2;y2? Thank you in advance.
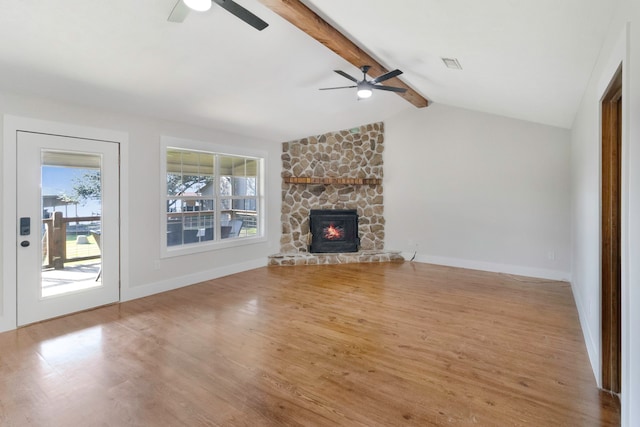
160;136;266;258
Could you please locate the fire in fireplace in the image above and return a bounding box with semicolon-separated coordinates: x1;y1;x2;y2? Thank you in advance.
309;209;359;253
323;223;345;240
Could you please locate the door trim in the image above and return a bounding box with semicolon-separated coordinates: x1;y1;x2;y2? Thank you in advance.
2;115;129;332
601;65;622;394
16;132;120;325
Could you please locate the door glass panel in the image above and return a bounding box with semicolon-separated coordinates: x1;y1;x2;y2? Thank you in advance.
41;151;103;298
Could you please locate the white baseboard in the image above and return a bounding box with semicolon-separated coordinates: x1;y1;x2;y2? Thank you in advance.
401;252;572;282
121;257;267;302
570;281;601;386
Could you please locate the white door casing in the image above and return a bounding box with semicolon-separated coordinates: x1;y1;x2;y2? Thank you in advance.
16;131;120;326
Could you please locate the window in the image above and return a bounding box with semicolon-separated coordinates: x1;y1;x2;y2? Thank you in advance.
162;138;264;257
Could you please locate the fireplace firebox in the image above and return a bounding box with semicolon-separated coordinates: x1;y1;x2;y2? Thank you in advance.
309;209;359;253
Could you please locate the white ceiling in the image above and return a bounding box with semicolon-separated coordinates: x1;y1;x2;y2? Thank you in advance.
0;0;619;141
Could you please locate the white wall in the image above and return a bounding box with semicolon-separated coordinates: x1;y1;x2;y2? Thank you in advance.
384;104;571;281
571;0;640;425
569;25;625;391
0;91;282;333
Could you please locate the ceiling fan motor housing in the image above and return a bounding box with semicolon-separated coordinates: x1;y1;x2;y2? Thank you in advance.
319;65;406;97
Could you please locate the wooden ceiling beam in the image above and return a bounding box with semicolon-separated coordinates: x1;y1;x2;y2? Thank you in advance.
257;0;429;108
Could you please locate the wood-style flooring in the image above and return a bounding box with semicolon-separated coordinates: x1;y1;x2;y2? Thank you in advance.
0;262;620;426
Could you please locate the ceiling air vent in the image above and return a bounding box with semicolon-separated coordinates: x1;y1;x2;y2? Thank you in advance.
441;58;462;70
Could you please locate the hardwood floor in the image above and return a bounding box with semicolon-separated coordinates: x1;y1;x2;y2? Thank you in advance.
0;263;619;426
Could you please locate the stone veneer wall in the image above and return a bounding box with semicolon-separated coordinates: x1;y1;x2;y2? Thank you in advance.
278;122;386;254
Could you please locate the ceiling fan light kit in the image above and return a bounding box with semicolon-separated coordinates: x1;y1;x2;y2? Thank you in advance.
183;0;212;12
320;65;407;100
356;84;373;99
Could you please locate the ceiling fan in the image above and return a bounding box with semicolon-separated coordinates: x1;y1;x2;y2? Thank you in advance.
320;65;407;99
168;0;268;31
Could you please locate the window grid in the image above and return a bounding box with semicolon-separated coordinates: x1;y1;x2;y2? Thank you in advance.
165;148;260;249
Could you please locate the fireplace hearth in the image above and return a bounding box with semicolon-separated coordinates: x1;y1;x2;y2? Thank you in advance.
309;209;359;253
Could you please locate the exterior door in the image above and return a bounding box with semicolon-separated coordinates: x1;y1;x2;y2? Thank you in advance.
16;131;119;326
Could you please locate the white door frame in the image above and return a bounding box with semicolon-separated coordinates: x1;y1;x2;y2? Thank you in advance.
17;132;120;325
2;115;130;332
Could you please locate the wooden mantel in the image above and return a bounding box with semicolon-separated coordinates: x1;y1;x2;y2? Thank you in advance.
284;177;381;185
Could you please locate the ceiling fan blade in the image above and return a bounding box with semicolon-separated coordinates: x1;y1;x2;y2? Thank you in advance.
212;0;269;31
370;69;403;84
334;70;359;83
168;0;190;23
371;85;407;93
319;85;357;90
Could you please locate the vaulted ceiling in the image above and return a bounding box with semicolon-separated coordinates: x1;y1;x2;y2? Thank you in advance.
0;0;619;141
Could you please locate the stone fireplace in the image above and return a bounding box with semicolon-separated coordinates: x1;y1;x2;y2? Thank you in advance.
268;122;403;266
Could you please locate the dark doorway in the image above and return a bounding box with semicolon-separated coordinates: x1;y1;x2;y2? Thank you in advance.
601;64;622;394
